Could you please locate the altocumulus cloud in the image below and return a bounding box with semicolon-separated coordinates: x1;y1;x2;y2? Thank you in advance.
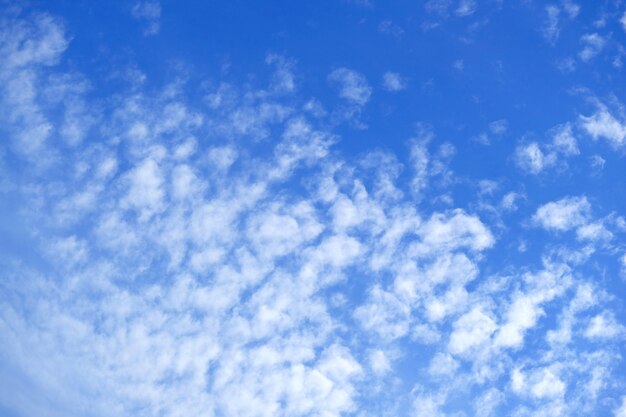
1;4;626;417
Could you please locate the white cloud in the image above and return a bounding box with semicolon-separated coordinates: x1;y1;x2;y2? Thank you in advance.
512;367;566;400
355;286;411;340
247;202;323;259
412;388;446;417
410;136;431;196
123;157;165;220
616;396;626;417
541;3;580;43
543;5;561;43
579;33;606;62
576;222;612;242
328;67;372;106
532;196;591;232
515;123;579;175
428;352;459;376
425;0;452;16
584;312;625;340
495;264;569;350
131;1;161;36
489;119;508;135
0;13;69;155
0;14;68;69
448;307;497;355
266;54;297;93
2;9;626;417
580;107;626;148
378;20;404;37
455;0;477;17
530;369;566;399
369;350;391;376
415;210;494;254
474;388;503;417
495;295;544;349
551;123;579;156
501;191;522;211
515;142;554;174
562;1;580;19
382;71;406;91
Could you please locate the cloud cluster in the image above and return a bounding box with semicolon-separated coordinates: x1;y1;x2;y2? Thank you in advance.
0;8;625;417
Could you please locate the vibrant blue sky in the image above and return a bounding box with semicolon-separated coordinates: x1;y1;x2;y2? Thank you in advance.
1;1;626;416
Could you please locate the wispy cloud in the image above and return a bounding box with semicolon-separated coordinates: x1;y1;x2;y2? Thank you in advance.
131;1;161;36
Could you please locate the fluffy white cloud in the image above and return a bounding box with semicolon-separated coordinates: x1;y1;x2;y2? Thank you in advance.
515;142;553;174
1;8;625;417
328;67;372;106
368;349;392;376
495;265;568;349
576;221;612;242
448;307;497;355
579;33;606;62
532;196;590;232
514;123;578;175
512;367;566;400
382;71;407;91
414;209;494;254
542;3;578;43
500;191;522;211
355;286;411;340
474;388;504;417
489;119;508;135
616;396;626;417
123;157;165;220
580;107;626;148
584;312;625;340
428;352;459;377
0;13;68;154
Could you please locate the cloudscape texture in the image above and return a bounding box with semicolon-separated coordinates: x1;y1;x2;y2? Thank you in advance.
1;1;626;416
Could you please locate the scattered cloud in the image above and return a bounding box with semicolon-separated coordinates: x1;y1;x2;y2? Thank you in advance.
580;105;626;148
543;5;561;44
1;5;626;417
579;33;606;62
378;20;404;38
455;0;477;17
382;71;406;92
515;123;579;174
328;67;372;106
532;196;591;232
617;397;626;417
131;1;161;36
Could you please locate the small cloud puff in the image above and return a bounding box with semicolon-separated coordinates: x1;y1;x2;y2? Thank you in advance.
515;123;578;174
328;67;372;106
511;367;566;400
532;196;590;232
455;0;477;17
132;1;161;36
579;33;606;62
584;312;625;340
616;396;626;417
382;71;407;92
580;105;626;149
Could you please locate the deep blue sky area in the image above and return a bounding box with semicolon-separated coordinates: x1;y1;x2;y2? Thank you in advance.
1;1;626;417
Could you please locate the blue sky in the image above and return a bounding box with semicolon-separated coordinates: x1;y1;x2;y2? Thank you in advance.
1;0;626;416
